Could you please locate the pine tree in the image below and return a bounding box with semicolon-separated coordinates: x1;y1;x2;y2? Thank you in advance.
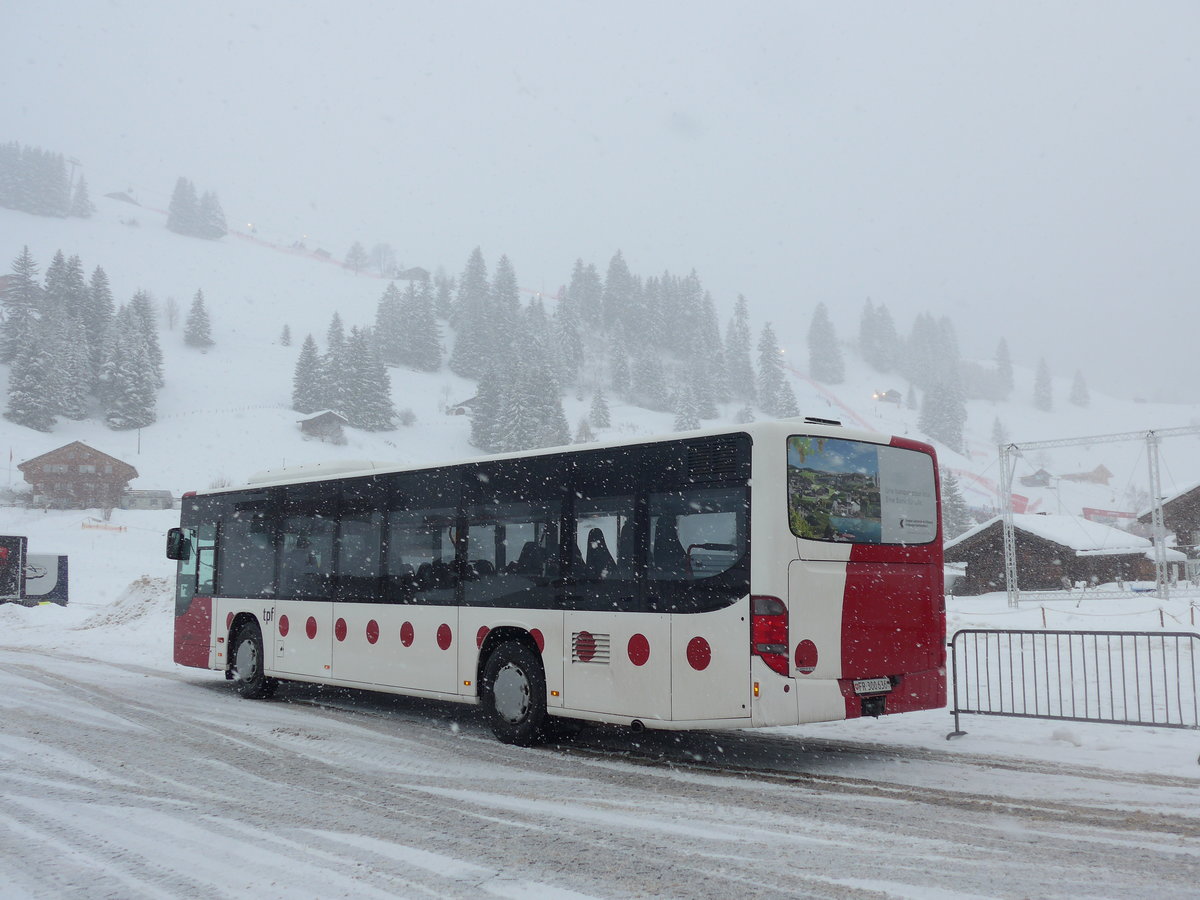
5;337;58;431
589;389;611;429
601;250;634;334
373;283;404;364
995;338;1014;397
54;315;91;420
433;270;455;320
757;323;800;417
280;324;291;346
166;177;199;236
342;327;395;430
1068;370;1090;407
859;299;880;369
292;335;324;413
553;289;584;388
673;384;701;431
1033;358;1053;411
941;469;973;539
568;258;604;331
874;303;900;372
184;290;214;347
448;247;489;377
609;340;631;400
574;417;595;443
102;306;157;430
1;246;42;364
128;289;164;387
86;266;115;385
724;294;756;404
344;241;369;274
326;311;345;353
808;302;844;383
919;380;967;453
991;417;1008;447
197;191;228;239
69;174;95;218
631;355;669;411
406;280;442;371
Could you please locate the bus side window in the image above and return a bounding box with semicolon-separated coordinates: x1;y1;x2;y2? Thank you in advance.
336;511;384;601
386;510;456;602
279;515;335;599
649;488;746;582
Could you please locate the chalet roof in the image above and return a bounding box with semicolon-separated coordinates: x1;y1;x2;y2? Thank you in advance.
17;441;138;477
1137;479;1200;522
298;410;348;426
947;513;1156;554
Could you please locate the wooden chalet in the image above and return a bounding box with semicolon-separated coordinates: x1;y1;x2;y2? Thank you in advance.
1138;481;1200;557
18;442;138;510
298;410;348;442
1060;464;1113;486
945;513;1183;595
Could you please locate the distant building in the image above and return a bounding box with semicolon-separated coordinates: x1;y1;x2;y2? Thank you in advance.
1060;464;1113;486
120;490;176;511
1018;468;1052;488
298;410;348;442
1138;481;1200;558
945;513;1185;595
18;442;138;510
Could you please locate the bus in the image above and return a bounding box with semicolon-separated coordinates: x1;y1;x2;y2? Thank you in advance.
167;418;945;744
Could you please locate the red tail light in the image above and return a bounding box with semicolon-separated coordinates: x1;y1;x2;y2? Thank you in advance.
751;595;789;676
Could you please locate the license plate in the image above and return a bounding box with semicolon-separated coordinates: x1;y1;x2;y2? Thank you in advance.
853;677;892;695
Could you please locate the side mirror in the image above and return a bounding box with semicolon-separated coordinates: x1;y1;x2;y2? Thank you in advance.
166;527;192;561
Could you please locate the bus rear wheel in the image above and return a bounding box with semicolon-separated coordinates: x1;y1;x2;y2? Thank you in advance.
482;641;548;745
230;621;277;700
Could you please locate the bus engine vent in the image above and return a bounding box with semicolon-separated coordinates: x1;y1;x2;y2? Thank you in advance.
687;438;740;483
571;631;610;664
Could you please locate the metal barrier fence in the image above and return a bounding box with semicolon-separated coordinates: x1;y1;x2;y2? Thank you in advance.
947;629;1200;737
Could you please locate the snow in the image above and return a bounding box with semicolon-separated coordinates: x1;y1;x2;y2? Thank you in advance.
2;202;1200;896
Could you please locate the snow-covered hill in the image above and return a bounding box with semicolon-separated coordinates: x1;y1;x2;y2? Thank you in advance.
3;197;1200;520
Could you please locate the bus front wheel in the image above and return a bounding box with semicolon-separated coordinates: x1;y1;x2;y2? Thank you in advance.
482;641;548;745
230;621;277;700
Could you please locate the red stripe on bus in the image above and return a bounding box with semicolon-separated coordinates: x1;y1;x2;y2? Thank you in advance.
174;595;212;668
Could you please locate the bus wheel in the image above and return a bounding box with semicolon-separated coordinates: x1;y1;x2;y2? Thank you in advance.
482;642;548;745
230;621;277;700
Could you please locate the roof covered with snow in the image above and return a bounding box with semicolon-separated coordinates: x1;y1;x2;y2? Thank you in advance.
947;513;1156;554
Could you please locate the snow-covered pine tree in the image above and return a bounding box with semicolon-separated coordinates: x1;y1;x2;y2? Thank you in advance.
41;250;69;318
280;324;291;347
408;279;442;372
166;177;199;236
858;299;880;368
757;322;796;416
601;250;634;335
487;254;522;374
344;241;369;274
1;246;42;364
1033;358;1053;411
342;327;395;430
470;356;506;452
197;191;228;239
991;417;1007;447
919;380;967;453
183;290;214;347
448;247;489;377
697;291;728;404
1069;370;1090;407
53;315;91;420
589;389;611;429
901;312;940;390
724;294;756;404
553;287;584;388
103;308;157;430
995;337;1014;397
568;258;604;331
326;311;345;354
433;270;455;321
373;282;404;364
291;335;324;413
128;289;164;387
609;340;631;400
574;418;595;443
86;266;115;385
631;355;669;411
734;405;755;425
673;383;701;432
70;174;95;218
5;336;58;431
940;469;973;539
874;303;900;372
807;302;845;383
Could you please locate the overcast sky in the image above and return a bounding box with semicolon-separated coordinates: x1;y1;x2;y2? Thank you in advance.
4;1;1198;399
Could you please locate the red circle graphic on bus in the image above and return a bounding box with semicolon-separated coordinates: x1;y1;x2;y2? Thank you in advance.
476;626;490;648
305;616;317;640
278;615;290;637
531;629;545;653
437;623;453;650
400;621;414;647
576;631;597;663
628;633;650;666
335;618;347;642
686;636;711;671
795;640;818;675
226;612;234;630
366;619;380;645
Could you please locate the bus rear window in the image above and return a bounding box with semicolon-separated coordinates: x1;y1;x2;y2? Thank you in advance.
786;436;937;545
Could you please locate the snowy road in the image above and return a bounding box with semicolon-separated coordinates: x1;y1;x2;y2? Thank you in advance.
1;647;1197;899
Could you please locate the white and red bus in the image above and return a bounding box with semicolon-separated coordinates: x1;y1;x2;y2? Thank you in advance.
168;419;945;744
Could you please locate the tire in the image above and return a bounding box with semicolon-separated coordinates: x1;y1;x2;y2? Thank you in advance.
481;641;549;745
230;621;277;699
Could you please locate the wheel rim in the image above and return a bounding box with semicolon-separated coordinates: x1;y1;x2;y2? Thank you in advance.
492;661;531;723
233;637;259;682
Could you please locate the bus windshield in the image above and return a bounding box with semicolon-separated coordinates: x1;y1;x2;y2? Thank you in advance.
786;436;936;544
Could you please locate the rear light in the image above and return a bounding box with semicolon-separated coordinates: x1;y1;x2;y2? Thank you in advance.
751;594;789;676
